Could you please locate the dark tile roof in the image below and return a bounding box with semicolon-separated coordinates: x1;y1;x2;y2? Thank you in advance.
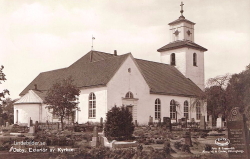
135;59;204;97
157;40;207;52
20;51;129;96
20;50;204;98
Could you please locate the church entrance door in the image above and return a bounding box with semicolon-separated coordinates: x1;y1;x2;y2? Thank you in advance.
122;99;138;122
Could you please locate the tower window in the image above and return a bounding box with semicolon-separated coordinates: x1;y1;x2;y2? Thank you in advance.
193;53;197;66
125;91;134;99
171;53;176;66
170;100;176;119
184;101;189;119
155;98;161;120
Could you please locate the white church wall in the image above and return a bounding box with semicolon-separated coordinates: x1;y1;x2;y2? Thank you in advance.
186;48;205;90
106;55;204;125
107;55;151;124
76;86;107;124
14;104;52;124
160;48;205;90
41;104;53;123
189;98;207;122
143;94;195;124
160;48;187;76
169;22;194;42
14;104;37;124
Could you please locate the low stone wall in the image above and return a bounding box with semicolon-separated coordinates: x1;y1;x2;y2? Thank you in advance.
98;134;137;149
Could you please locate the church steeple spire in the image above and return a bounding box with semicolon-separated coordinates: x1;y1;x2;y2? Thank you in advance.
179;2;185;19
157;2;207;90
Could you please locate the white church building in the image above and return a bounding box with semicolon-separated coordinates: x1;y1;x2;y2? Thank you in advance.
14;5;207;125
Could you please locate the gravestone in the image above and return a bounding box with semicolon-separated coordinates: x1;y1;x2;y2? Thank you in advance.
91;126;99;147
216;117;223;128
6;122;9;127
0;117;3;126
184;129;192;146
28;118;30;127
208;115;213;128
227;107;250;159
30;119;33;126
200;116;206;130
35;121;39;132
28;126;35;135
148;116;153;126
157;118;161;127
134;120;138;127
181;118;187;128
163;117;172;131
191;118;195;123
100;117;103;128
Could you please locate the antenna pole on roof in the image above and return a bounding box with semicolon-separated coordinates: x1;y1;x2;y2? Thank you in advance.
91;35;95;50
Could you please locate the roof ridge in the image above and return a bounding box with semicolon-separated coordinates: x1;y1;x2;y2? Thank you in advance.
90;52;131;64
135;58;170;66
40;67;67;74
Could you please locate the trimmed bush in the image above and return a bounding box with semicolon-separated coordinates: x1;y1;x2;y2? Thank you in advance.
104;106;135;140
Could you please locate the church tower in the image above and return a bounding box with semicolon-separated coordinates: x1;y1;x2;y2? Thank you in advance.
157;2;207;90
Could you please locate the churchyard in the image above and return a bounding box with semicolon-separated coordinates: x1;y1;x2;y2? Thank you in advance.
0;115;238;159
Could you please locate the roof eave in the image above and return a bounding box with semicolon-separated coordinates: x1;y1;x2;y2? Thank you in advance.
157;44;207;52
168;19;195;25
14;102;43;105
150;91;202;98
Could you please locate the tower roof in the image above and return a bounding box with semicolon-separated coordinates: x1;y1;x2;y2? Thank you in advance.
168;17;195;25
157;40;207;52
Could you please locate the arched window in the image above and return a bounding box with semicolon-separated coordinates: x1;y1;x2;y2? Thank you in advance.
170;100;176;119
171;53;176;66
155;98;161;120
196;101;201;120
184;101;189;119
89;93;96;118
193;53;197;66
125;91;134;99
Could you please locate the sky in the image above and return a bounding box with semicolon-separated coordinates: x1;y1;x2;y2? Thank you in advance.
0;0;250;100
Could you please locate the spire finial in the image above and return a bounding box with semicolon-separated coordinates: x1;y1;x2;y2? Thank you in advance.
180;2;184;16
91;35;95;50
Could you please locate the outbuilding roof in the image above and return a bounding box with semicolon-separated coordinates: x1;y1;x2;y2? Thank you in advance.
15;90;43;104
20;50;204;99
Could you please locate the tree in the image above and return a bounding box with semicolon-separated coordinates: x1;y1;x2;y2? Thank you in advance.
205;86;226;123
104;105;135;140
0;65;9;106
205;74;231;119
226;64;250;120
205;64;250;125
44;77;80;130
1;98;15;124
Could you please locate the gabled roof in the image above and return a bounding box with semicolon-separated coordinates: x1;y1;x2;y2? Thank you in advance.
135;59;204;97
20;50;204;98
157;40;207;52
20;51;129;96
15;90;43;104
